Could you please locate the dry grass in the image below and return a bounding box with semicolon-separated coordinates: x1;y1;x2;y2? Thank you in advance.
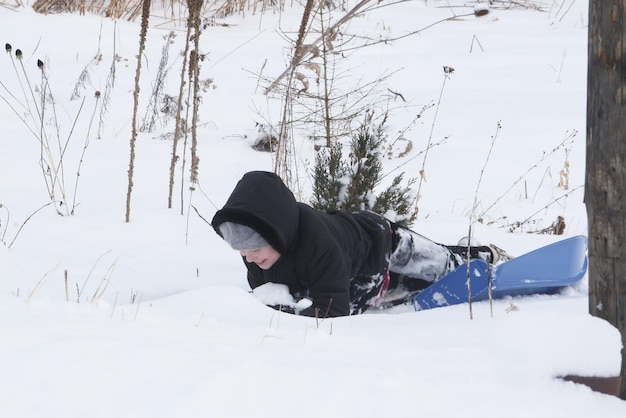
29;0;276;21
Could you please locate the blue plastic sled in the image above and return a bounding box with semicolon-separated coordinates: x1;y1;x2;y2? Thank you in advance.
413;235;588;311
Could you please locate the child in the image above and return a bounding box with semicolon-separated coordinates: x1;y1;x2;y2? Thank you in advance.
212;171;509;317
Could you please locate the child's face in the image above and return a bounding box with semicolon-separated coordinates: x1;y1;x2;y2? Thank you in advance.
239;246;281;270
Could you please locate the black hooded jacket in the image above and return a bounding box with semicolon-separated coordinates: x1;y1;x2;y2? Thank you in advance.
211;171;392;317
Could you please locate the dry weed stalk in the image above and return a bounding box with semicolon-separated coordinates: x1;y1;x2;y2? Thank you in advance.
178;43;195;213
71;52;102;101
31;0;281;21
98;21;118;139
141;31;176;133
125;0;151;223
384;103;434;160
558;147;570;190
547;0;576;21
269;0;398;198
72;91;101;214
188;0;203;187
183;0;204;243
3;202;54;248
273;0;316;191
337;6;480;53
90;259;118;302
506;186;582;234
134;292;144;319
505;302;519;313
76;249;113;302
64;269;69;302
0;204;9;245
477;129;578;221
414;66;454;218
168;12;193;210
465;121;501;320
26;265;59;304
110;292;119;318
469;121;501;224
265;0;374;94
2;46;77;215
172;0;204;216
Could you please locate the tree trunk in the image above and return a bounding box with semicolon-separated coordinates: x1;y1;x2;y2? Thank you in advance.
586;0;626;399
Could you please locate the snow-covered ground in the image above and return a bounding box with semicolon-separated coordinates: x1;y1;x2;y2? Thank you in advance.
0;1;624;416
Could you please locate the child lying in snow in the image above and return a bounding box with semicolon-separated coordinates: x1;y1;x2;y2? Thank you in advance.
211;171;510;317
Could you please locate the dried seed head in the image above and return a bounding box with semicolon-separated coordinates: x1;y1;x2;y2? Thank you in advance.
37;59;44;70
15;49;22;59
5;43;11;53
443;65;455;75
95;90;101;98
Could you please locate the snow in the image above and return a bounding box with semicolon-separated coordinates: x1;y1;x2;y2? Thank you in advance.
252;282;297;307
0;0;625;416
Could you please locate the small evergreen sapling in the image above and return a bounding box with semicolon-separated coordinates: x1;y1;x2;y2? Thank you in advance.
311;140;345;210
312;121;417;225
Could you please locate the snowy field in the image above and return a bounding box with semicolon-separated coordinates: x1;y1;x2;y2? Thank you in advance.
1;0;625;416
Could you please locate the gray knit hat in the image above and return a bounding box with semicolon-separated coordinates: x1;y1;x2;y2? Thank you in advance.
219;222;269;250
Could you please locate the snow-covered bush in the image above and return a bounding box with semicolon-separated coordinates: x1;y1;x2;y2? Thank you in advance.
312;118;416;225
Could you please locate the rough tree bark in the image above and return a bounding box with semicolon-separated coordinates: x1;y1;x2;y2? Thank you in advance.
586;0;626;400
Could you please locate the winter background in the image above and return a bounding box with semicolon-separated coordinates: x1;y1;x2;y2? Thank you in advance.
1;0;625;416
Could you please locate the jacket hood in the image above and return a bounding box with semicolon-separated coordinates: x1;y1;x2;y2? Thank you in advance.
211;171;300;255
